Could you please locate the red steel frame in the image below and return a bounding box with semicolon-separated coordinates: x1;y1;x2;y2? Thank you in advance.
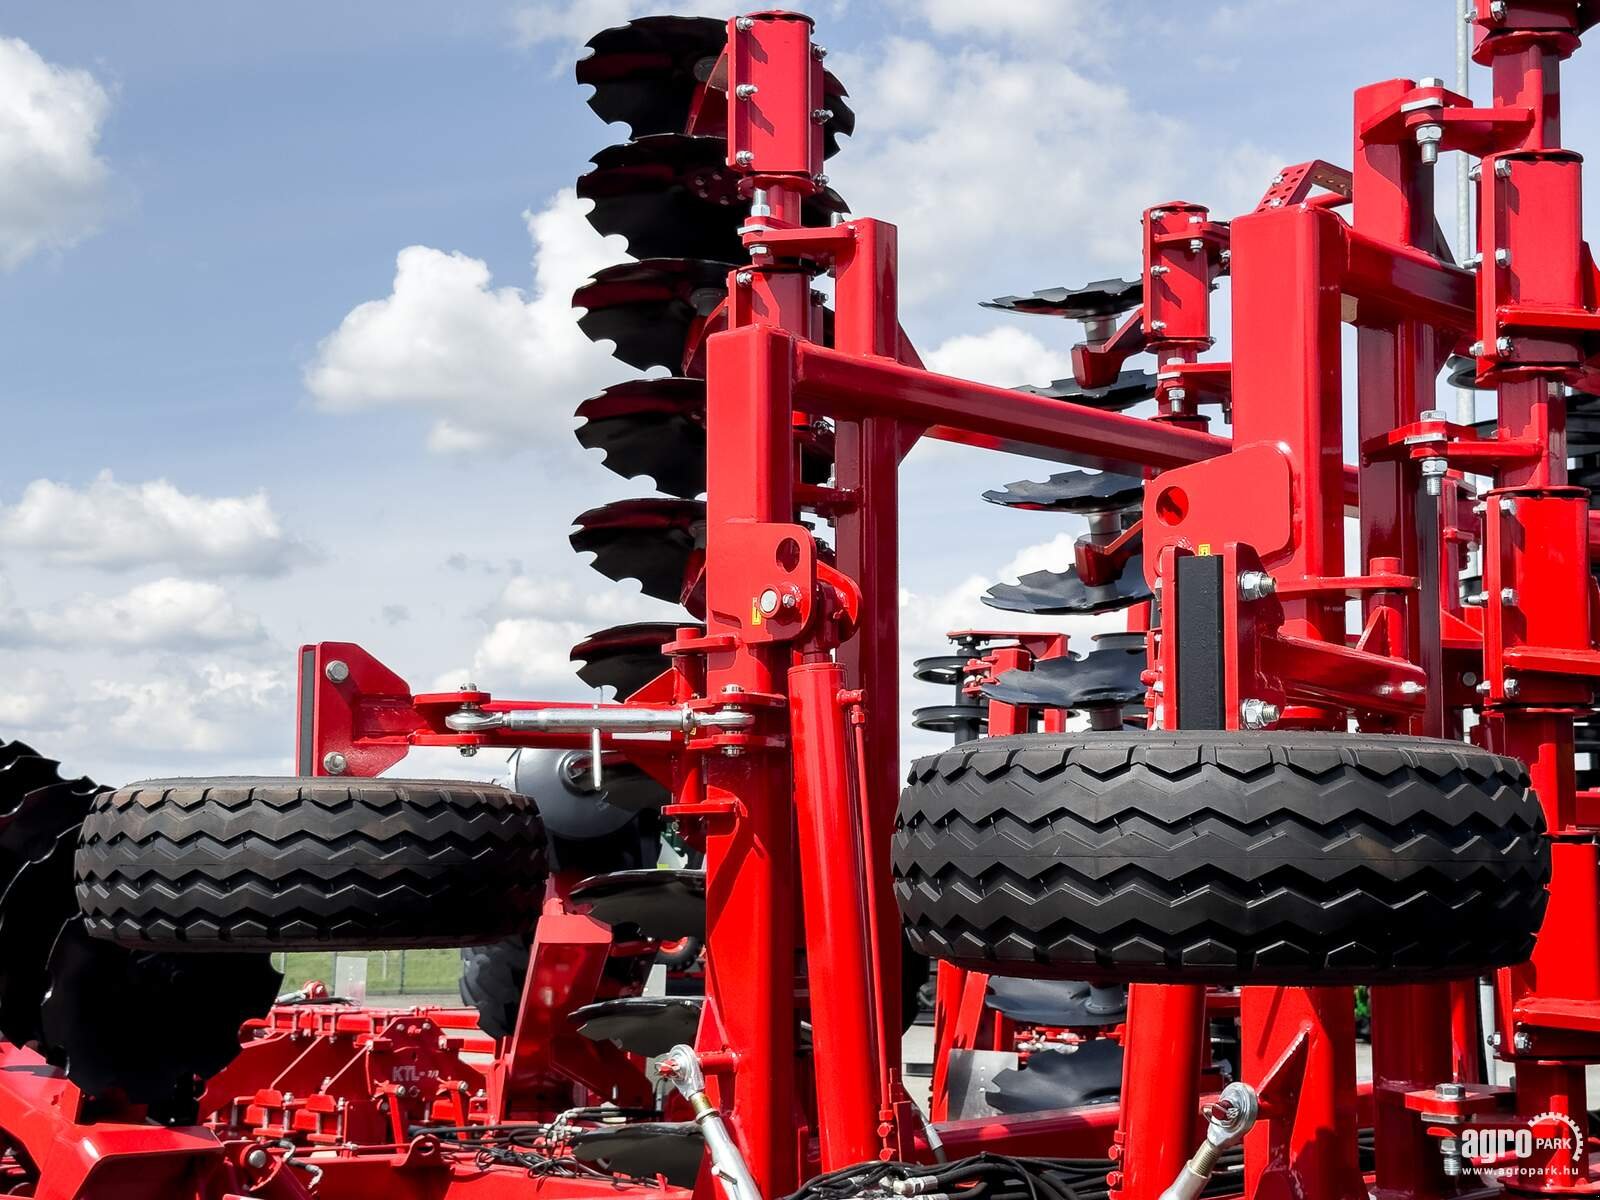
9;3;1600;1198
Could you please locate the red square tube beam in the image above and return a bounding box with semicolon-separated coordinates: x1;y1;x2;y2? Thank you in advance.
789;333;1231;473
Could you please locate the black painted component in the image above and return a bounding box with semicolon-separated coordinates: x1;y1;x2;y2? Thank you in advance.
570;498;705;605
986;1039;1125;1113
574;258;732;372
983;555;1150;616
1174;554;1225;729
572;868;706;940
572;995;703;1056
983;470;1144;514
982;278;1142;320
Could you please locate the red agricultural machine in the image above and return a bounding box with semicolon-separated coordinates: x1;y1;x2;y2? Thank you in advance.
2;2;1599;1198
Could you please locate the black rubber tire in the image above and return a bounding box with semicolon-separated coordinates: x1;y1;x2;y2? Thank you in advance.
74;777;546;950
459;935;531;1039
894;732;1550;985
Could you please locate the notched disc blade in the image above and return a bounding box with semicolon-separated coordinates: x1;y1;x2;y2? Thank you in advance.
575;377;832;497
574;258;731;372
579;135;848;262
578;16;725;137
570;498;705;605
0;827;78;1049
983;277;1142;320
986;978;1127;1027
42;919;280;1119
986;1039;1124;1113
911;705;987;736
1021;370;1158;411
911;655;970;686
570;1122;704;1187
983;469;1144;513
984;555;1150;616
571;868;706;940
572;620;689;696
572;995;703;1056
984;641;1146;709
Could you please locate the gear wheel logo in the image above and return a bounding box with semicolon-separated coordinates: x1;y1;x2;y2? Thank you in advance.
1461;1111;1585;1180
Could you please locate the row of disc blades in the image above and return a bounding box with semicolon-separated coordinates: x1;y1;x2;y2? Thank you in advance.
0;740;280;1120
568;15;849;697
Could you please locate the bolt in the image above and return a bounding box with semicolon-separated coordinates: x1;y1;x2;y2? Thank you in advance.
735;150;754;166
1469;162;1482;182
1476;679;1492;694
1421;456;1449;495
322;751;348;775
1496;335;1514;354
1440;1135;1464;1176
1495;248;1511;266
1437;1081;1466;1099
324;659;350;683
1503;676;1520;697
781;592;798;609
245;1147;271;1170
1491;0;1507;18
1416;122;1444;166
1149;265;1170;276
1238;570;1277;601
1491;1031;1503;1050
1465;590;1487;606
1495;158;1512;179
1463;253;1482;269
735;16;755;30
1500;587;1518;606
1462;671;1478;686
1167;387;1187;402
749;243;769;256
460;681;478;692
721;745;744;758
758;588;780;616
1188;238;1205;252
811;108;833;123
735;83;758;99
1418;75;1445;89
1149;319;1166;332
1399;680;1426;696
735;270;753;286
1498;496;1517;515
1240;699;1281;729
1420;408;1447;422
812;43;828;58
459;745;478;757
1468;340;1485;356
1513;1029;1534;1053
813;173;829;186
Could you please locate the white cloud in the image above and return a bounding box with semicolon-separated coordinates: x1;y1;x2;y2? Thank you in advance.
0;471;307;576
924;326;1072;389
910;0;1100;42
510;1;726;49
2;577;266;651
450;572;678;697
829;36;1279;307
89;662;290;758
305;190;629;453
0;37;113;270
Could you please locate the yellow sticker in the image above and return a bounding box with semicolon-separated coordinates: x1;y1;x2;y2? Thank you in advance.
1197;543;1212;556
751;600;763;626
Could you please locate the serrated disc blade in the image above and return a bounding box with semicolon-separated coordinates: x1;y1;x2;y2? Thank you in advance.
910;705;987;736
821;71;854;158
0;826;78;1049
985;978;1127;1027
571;868;706;940
986;1039;1124;1114
982;277;1141;320
572;620;687;696
983;469;1144;513
570;498;705;605
579;135;847;262
984;643;1145;709
1020;369;1157;411
572;995;702;1056
578;16;725;136
574;258;731;372
42;919;280;1119
576;377;708;498
984;554;1150;615
911;654;970;686
570;1122;704;1188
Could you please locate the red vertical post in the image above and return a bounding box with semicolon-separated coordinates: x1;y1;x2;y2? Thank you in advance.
1229;204;1364;1200
789;657;885;1166
833;217;912;1068
701;325;801;1197
1352;79;1454;1200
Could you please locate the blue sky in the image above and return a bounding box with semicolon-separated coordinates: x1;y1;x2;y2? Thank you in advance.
1;1;1594;784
